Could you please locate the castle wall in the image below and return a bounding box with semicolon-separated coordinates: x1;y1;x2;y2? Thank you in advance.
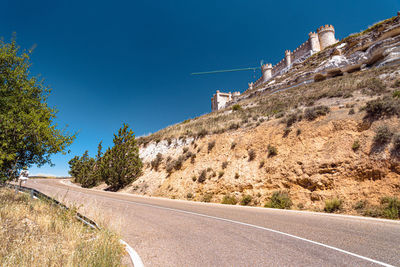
272;58;286;76
292;39;312;63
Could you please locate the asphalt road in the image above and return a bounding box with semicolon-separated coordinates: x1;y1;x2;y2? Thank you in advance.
25;179;400;267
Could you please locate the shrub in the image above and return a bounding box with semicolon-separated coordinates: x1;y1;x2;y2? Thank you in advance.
275;111;285;119
354;200;367;210
190;154;196;164
218;171;224;178
197;170;207;183
259;160;265;169
285;113;299;127
380;196;400;219
186;192;193;199
240;195;252;206
231;141;237;149
393;90;400;99
191;175;197;182
348;108;355;115
150;153;163;171
304;105;330;121
234;173;239;179
182;147;189;154
352;140;360;151
267;145;278;157
324;198;343;213
264;191;292;209
197;129;208;138
392;134;400;152
221;161;228;169
283;127;291;137
165;161;174;174
297;203;304;210
232;104;242;111
359;78;386;95
296;129;301;136
363;96;400;120
202;193;213;202
248;149;256;161
373;125;393;145
173;155;185;170
221;194;237;205
393;79;400;88
227;123;239;131
208;140;216;152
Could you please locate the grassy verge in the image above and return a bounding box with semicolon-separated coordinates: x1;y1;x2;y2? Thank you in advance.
0;188;125;266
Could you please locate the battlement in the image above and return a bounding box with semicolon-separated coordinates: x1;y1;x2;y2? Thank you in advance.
309;32;318;38
317;24;335;33
261;63;272;70
285;50;291;55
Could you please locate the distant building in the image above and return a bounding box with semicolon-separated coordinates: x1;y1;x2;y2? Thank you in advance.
211;90;240;112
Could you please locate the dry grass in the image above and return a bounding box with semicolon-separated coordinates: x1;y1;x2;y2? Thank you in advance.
0;188;125;267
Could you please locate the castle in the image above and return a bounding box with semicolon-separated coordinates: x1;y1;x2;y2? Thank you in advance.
211;25;338;111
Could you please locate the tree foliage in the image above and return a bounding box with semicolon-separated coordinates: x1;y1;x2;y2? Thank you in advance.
0;38;75;181
68;124;142;190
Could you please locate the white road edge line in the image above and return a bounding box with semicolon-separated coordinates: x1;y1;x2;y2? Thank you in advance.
116;199;395;267
120;239;144;267
43;183;396;267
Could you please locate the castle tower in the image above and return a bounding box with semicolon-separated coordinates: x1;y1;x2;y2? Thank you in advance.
248;82;254;90
317;25;336;50
285;50;292;67
308;32;321;53
261;64;273;83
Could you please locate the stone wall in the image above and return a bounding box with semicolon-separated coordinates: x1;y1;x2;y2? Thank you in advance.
292;39;312;63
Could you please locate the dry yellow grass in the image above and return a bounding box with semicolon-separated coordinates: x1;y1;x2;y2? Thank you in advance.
0;188;125;267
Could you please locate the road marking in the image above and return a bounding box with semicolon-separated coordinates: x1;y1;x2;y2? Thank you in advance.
34;182;396;267
120;239;144;267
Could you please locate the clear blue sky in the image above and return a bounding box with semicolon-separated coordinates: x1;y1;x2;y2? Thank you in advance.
1;0;398;176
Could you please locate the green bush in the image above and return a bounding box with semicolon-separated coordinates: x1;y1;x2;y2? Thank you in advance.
221;194;237;205
267;145;278;157
374;125;393;145
197;169;207;183
232;104;242;111
150;153;163;171
352;140;360;151
230;141;237;149
348;108;355;115
392;134;400;152
393;90;400;98
324;198;343;213
304;105;330;121
354;200;367;210
380;196;400;219
363;96;400;120
221;161;228;169
208;140;216;152
234;173;239;179
264;191;292;209
248;149;256;161
240;195;252;206
197;129;208;138
186;193;193;199
358;78;386;95
218;170;224;178
259;160;265;169
202;193;213;202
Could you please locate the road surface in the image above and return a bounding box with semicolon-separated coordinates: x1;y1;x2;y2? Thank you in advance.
25;179;400;267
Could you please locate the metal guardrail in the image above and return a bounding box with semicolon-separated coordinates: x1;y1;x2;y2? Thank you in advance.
1;182;143;267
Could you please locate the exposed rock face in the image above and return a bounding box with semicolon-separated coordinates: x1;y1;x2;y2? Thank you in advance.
130;107;400;212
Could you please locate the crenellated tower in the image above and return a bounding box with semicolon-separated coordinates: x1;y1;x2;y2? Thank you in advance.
285;50;292;67
317;25;336;50
309;32;321;53
261;64;273;82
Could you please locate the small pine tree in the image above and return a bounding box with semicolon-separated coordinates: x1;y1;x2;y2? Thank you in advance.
104;124;143;190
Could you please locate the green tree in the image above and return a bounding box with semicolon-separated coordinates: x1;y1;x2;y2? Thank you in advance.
0;38;75;181
105;124;142;190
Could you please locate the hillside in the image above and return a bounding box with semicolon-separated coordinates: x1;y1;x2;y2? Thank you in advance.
108;16;400;218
